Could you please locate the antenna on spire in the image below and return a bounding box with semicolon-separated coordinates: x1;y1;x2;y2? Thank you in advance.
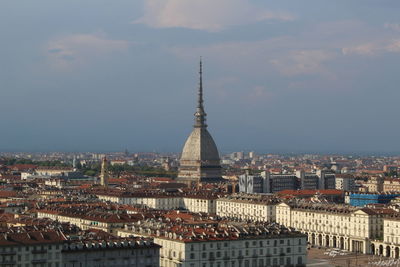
194;57;207;128
198;57;203;109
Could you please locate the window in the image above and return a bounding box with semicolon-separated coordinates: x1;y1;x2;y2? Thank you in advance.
298;256;303;264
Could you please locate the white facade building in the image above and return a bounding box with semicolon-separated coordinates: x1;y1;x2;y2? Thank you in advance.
276;202;383;254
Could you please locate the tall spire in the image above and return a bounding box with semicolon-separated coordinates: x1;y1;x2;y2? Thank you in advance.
194;58;207;128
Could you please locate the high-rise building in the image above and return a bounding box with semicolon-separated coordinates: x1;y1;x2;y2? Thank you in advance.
177;61;224;186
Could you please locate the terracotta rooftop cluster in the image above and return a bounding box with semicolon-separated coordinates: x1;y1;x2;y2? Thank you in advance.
0;230;66;246
38;206;143;224
125;217;302;243
218;194;280;204
91;188;223;199
285;200;397;216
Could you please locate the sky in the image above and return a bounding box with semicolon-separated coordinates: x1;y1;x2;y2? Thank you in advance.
1;0;400;154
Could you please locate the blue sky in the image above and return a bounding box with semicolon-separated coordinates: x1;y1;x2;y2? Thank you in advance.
1;0;400;153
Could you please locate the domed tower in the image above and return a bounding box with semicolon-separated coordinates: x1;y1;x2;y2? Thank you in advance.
176;60;224;186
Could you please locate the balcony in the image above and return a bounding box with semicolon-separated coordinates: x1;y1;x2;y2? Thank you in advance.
0;251;16;256
32;249;47;254
0;260;16;265
31;259;47;264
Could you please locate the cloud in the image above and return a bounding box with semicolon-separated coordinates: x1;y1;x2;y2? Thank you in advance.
342;39;400;56
46;33;130;69
170;38;335;77
270;50;335;76
247;86;273;101
384;23;400;32
134;0;294;32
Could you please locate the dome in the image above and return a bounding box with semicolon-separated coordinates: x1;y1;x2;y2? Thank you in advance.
180;128;220;162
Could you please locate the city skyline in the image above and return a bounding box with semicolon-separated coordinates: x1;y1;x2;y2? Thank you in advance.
2;1;400;153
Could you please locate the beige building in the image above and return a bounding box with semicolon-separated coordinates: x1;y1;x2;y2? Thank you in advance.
383;178;400;192
216;195;277;222
96;192;182;210
118;220;307;267
364;176;384;192
37;209;138;234
182;196;217;214
96;192;217;213
35;167;75;177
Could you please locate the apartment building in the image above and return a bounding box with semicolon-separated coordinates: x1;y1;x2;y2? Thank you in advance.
62;237;160;267
0;230;65;267
0;229;160;267
335;174;356;191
